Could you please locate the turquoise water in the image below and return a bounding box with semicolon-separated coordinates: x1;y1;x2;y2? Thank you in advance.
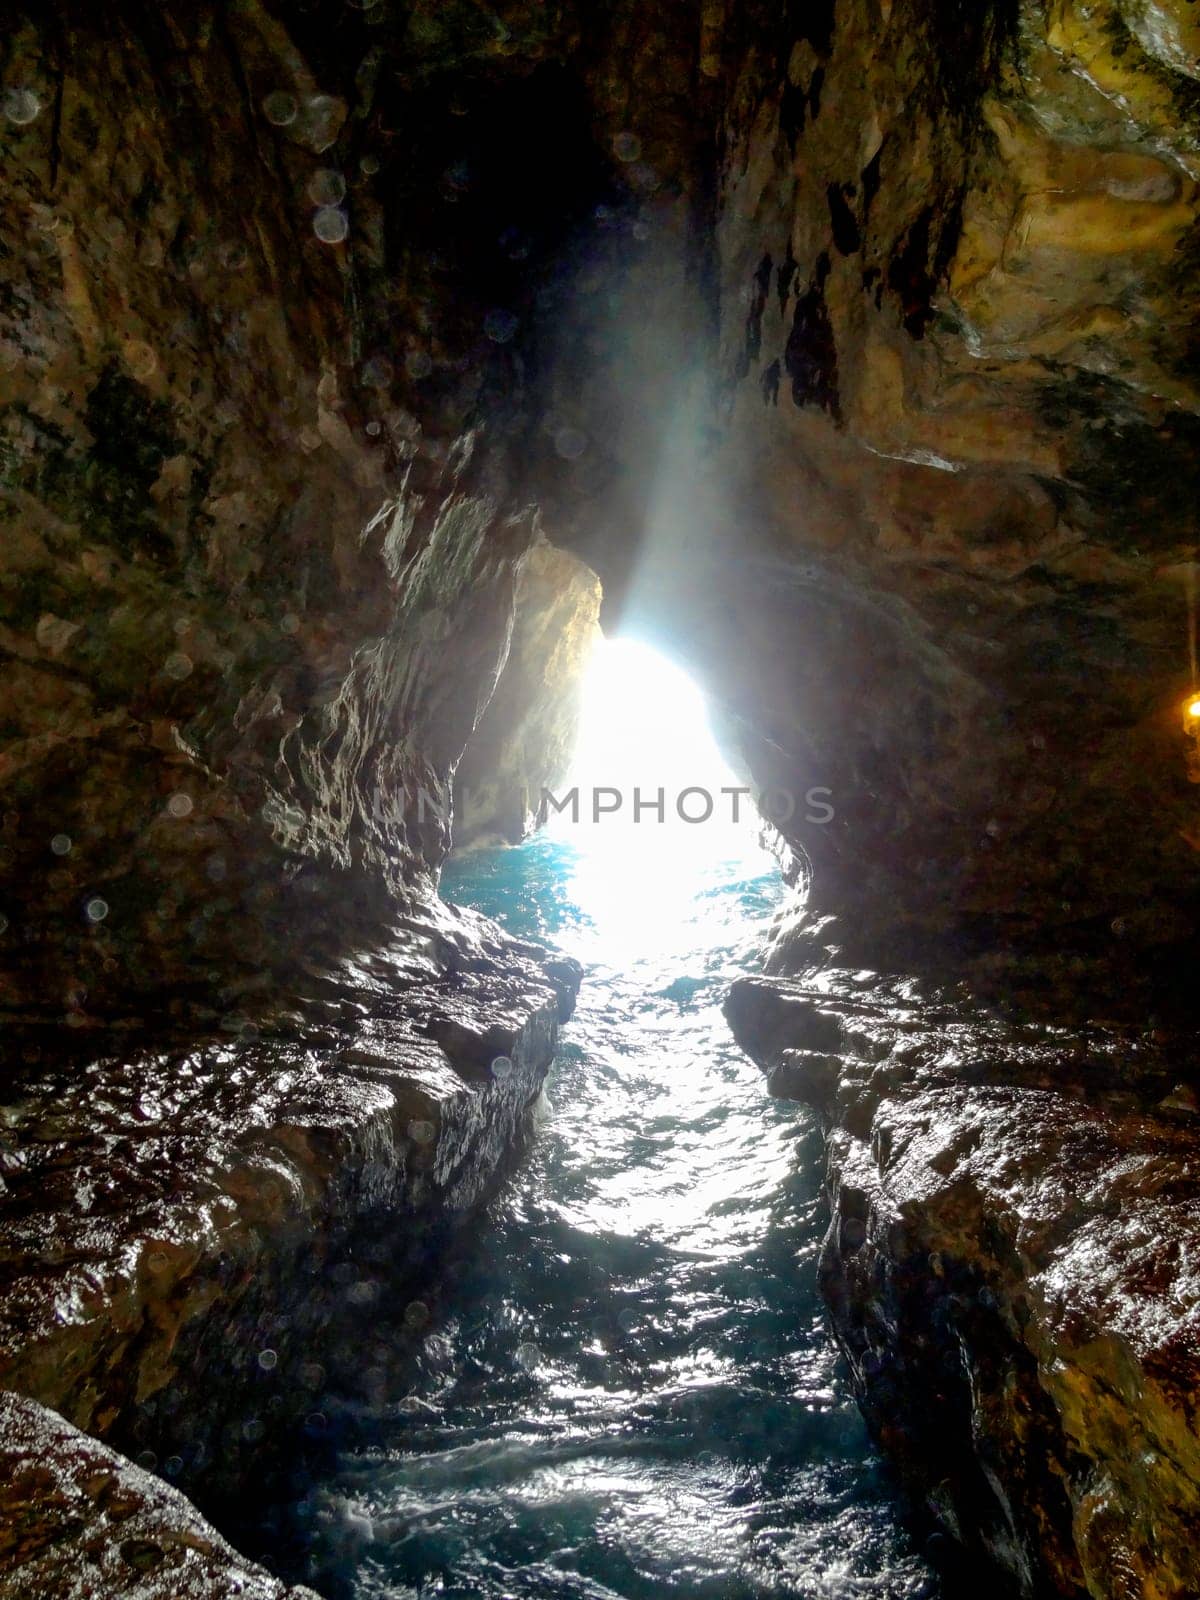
287;834;939;1599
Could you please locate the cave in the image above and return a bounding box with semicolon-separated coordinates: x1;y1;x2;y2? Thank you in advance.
3;1;1200;1595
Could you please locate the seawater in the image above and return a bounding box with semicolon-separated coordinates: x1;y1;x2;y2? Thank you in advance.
285;833;941;1599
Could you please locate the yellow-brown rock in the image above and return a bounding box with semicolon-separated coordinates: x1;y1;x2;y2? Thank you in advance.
454;543;602;848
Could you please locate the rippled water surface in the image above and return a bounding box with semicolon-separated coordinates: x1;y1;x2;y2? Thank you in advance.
291;833;939;1599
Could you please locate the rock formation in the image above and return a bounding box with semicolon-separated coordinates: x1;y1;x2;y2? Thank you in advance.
6;2;1198;1014
0;1390;319;1599
3;0;1200;1594
453;543;601;847
726;970;1200;1599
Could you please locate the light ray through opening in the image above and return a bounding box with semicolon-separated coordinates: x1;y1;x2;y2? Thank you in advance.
546;637;776;951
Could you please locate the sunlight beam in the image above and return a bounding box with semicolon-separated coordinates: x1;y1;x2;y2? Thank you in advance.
546;638;775;952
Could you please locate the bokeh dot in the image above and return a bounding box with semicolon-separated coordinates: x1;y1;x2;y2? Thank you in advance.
303;95;340;153
124;341;157;380
515;1341;542;1372
484;308;518;344
313;207;349;244
308;168;346;207
362;355;393;388
554;427;588;461
404;1300;430;1330
3;88;41;125
262;91;297;126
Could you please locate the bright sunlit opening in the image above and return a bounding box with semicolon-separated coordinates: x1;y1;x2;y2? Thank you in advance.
546;638;775;952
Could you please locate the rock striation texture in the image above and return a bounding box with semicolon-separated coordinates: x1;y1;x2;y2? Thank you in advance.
694;0;1200;1007
504;0;1200;1012
1;8;591;1584
0;1389;318;1599
0;2;607;1024
727;971;1200;1600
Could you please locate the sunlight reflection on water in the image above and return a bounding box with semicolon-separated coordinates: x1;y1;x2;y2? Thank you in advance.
275;826;939;1600
268;640;940;1599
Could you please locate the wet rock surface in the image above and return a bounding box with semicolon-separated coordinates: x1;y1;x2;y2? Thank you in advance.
5;0;1197;1021
498;0;1200;1009
0;907;579;1575
0;2;612;1021
727;971;1200;1598
0;1389;318;1599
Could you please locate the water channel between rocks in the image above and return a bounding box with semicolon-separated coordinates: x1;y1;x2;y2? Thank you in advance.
256;833;952;1599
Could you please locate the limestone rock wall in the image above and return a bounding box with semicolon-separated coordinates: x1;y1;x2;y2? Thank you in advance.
699;0;1200;1008
9;3;1197;1019
493;0;1200;1013
0;2;598;1025
5;4;1200;1592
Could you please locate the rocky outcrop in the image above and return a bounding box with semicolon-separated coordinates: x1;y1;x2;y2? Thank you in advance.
1;7;599;1586
0;1390;317;1600
727;972;1200;1599
0;909;578;1565
501;0;1200;1012
453;542;602;848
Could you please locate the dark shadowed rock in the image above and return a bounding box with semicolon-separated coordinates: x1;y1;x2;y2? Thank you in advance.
0;1389;318;1598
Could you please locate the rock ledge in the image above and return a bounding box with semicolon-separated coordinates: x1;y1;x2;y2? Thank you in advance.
727;971;1200;1599
0;904;580;1591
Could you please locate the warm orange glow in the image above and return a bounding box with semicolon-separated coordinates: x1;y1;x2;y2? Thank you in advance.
1188;696;1200;722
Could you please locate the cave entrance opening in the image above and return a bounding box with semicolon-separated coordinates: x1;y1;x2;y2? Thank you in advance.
543;635;777;952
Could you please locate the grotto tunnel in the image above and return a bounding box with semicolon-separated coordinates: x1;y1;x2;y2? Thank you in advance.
2;2;1200;1597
